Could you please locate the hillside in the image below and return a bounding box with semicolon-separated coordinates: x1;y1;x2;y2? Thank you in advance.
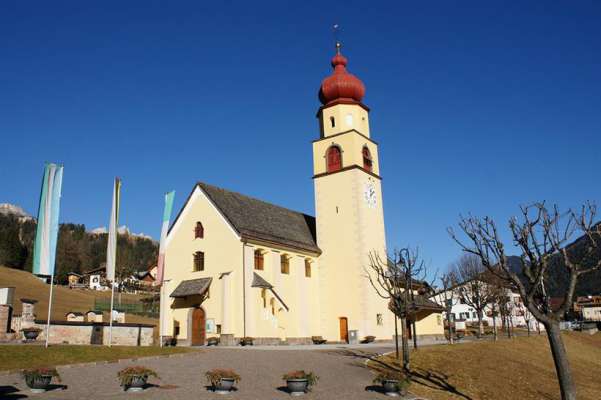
0;266;156;326
0;209;158;283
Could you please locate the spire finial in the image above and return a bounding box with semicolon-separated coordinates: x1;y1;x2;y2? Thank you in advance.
333;24;341;54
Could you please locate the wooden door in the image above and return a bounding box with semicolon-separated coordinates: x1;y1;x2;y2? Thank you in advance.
191;308;206;346
339;317;349;343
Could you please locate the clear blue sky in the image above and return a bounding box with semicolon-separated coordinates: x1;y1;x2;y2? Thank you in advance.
2;1;600;271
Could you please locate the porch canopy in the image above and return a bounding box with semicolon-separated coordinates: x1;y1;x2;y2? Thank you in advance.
251;272;289;311
170;277;212;298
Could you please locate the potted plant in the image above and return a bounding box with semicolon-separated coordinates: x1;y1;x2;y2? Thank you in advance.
117;366;159;392
207;336;220;346
22;367;61;393
205;369;241;393
21;327;42;341
239;337;253;346
373;370;410;397
282;370;318;396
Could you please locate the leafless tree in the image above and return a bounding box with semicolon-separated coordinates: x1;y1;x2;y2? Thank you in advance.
449;254;498;338
449;202;601;400
364;248;432;371
437;271;459;344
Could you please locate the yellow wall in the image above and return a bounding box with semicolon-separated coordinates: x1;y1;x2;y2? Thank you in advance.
312;130;380;176
318;103;370;138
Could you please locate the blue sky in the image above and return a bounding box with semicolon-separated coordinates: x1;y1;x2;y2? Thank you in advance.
1;1;600;272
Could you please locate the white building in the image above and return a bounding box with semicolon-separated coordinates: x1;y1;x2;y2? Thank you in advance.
432;281;543;332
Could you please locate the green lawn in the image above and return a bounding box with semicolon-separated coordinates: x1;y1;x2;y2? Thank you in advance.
0;345;196;371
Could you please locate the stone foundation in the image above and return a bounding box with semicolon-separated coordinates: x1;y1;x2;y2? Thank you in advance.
32;320;154;346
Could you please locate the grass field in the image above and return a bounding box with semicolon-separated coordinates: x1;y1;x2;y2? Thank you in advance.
0;345;194;371
0;266;156;326
369;332;601;400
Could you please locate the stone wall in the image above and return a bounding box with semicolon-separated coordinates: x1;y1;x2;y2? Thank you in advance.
33;321;154;346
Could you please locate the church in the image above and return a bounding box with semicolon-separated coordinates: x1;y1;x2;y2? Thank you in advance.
161;43;444;345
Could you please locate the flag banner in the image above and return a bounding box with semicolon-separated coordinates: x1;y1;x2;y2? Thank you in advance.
156;191;175;284
105;178;121;282
32;163;64;276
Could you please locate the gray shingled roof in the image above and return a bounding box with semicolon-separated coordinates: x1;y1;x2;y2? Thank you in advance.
197;182;320;254
251;272;273;289
170;277;212;298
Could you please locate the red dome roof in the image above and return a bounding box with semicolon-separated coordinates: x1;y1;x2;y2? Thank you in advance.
319;46;365;106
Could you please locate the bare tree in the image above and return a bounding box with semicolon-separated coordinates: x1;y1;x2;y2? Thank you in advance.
449;202;601;400
450;254;498;338
364;248;432;371
437;271;459;344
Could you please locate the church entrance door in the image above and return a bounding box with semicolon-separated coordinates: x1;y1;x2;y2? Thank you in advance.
339;317;349;343
191;307;206;346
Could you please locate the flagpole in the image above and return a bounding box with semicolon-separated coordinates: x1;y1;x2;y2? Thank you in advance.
109;281;115;347
159;283;164;347
44;275;55;348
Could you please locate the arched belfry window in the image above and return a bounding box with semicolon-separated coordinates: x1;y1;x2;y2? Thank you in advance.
362;146;373;172
326;146;342;173
330;116;336;128
195;221;204;239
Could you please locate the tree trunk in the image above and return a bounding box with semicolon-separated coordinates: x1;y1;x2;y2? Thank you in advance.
447;312;454;344
526;320;531;337
492;304;498;342
394;315;400;362
477;311;484;338
412;321;418;349
400;316;410;371
545;321;577;400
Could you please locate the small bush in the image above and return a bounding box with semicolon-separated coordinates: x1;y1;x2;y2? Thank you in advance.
373;370;410;390
22;367;61;383
205;369;241;387
117;366;159;387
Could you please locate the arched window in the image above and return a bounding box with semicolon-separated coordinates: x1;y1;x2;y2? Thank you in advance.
193;251;204;271
270;298;276;315
280;254;290;275
362;146;373;172
261;288;267;308
254;249;264;270
194;222;204;239
330;116;335;128
326;146;342;172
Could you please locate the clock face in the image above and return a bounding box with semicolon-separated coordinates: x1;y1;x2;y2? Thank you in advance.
364;182;377;208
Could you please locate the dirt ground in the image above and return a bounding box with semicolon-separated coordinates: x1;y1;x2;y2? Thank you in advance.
371;332;601;400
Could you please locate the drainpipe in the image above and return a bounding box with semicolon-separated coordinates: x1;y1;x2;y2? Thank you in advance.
242;240;247;338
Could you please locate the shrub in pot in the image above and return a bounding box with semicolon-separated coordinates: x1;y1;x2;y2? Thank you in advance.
22;367;61;393
117;366;159;392
239;337;253;346
282;370;318;396
21;327;42;341
207;336;220;346
205;369;241;393
372;370;410;397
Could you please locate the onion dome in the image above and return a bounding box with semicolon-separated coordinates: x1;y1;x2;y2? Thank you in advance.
319;43;366;105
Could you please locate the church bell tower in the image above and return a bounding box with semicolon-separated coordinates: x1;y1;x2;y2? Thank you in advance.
314;42;389;341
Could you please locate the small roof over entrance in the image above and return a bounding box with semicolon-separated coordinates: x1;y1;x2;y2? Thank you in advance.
170;278;212;298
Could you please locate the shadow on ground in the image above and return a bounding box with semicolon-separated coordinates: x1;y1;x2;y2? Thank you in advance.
0;385;28;399
326;349;474;400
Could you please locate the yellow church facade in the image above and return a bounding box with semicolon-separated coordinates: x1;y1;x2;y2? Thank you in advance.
160;44;444;346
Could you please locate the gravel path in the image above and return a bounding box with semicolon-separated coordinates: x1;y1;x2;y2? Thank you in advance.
0;345;427;399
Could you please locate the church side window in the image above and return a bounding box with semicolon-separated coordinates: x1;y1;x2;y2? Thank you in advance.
193;251;204;272
362;146;373;172
254;249;264;270
326;146;342;172
304;259;311;277
261;288;267;308
270;298;276;315
194;221;204;239
280;254;290;275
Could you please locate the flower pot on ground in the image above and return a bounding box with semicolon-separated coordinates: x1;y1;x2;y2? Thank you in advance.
22;368;61;393
282;370;318;396
117;366;159;392
21;327;42;342
205;369;241;394
239;337;253;346
373;370;410;397
207;337;220;346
